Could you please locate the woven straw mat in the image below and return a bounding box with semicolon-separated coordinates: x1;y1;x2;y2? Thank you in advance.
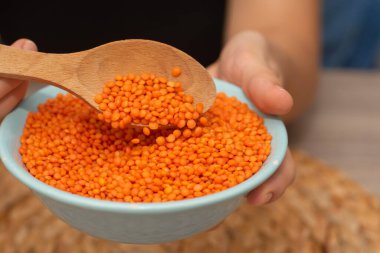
0;150;379;253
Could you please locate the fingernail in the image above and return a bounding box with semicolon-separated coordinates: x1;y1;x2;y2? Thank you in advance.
21;40;36;51
250;192;273;205
260;192;273;205
276;85;287;93
275;85;292;100
264;192;273;203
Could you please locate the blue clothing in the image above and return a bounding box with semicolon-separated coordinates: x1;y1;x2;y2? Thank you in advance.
323;0;380;68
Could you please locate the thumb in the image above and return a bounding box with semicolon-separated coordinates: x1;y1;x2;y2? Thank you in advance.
0;39;38;119
11;38;38;51
221;55;293;116
0;39;38;96
218;31;293;116
243;70;293;116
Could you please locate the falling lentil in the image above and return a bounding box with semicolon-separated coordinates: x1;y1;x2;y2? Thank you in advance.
171;66;182;77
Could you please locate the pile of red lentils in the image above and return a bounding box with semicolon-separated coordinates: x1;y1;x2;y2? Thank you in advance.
19;69;271;203
94;69;204;132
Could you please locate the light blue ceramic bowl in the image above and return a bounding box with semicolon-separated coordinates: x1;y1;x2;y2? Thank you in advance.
0;79;287;244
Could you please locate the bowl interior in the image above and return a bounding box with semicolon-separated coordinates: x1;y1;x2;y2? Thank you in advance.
0;79;287;213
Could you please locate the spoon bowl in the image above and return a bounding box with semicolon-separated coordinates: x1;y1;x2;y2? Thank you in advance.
0;39;216;112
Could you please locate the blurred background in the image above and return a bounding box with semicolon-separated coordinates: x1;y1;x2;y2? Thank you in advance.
289;0;380;196
322;0;380;68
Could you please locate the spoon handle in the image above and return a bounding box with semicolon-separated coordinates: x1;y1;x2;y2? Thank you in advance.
0;44;81;88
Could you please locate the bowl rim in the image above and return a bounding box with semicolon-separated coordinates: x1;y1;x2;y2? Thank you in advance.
0;78;287;214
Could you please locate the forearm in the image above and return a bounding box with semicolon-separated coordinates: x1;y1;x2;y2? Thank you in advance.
225;0;320;122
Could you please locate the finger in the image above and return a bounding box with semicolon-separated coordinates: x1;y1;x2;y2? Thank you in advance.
246;149;295;205
0;81;29;119
0;39;38;96
241;65;294;116
219;33;294;116
0;78;25;96
12;38;38;51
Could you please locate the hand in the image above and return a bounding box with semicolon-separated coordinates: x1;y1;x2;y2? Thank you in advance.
208;31;295;205
0;39;38;120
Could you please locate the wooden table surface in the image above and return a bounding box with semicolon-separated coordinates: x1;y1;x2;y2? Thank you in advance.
288;70;380;196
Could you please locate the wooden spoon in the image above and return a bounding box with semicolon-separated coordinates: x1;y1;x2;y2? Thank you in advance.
0;39;216;115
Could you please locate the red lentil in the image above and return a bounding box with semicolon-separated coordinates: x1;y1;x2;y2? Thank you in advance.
19;81;271;203
171;66;182;77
